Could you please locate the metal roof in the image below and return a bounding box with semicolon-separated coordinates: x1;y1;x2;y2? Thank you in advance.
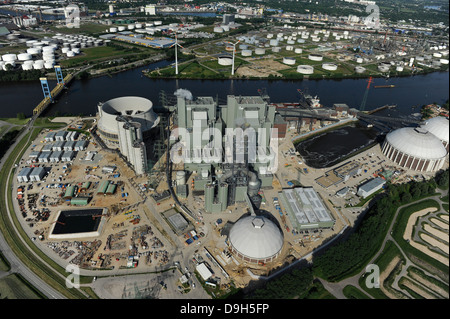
422;116;449;143
386;127;447;160
229;215;283;260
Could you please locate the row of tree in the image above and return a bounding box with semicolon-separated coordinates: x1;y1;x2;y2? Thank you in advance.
0;69;45;82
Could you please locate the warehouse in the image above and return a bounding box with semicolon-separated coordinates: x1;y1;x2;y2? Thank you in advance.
61;151;75;162
55;131;68;141
29;151;41;161
357;177;386;198
42;144;53;152
74;140;87;151
97;180;110;195
49;151;63;163
38;151;51;163
63;141;76;151
29;167;46;182
195;262;213;281
64;185;76;199
279;187;335;230
17;167;33;183
70;197;90;206
45;132;56;142
52;141;65;152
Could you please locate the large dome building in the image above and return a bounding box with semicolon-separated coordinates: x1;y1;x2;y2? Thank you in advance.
421;116;449;151
228;215;284;265
381;127;447;172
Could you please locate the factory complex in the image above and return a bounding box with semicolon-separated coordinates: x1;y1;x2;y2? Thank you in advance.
9;89;449;294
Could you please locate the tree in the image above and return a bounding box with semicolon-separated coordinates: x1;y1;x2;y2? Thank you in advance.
16;112;26;120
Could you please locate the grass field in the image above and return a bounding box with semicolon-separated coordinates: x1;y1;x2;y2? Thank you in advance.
49;23;109;35
59;46;132;67
0;274;44;299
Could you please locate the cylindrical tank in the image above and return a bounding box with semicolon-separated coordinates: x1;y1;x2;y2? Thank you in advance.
33;61;45;70
255;48;265;55
2;54;17;62
283;57;296;65
22;63;33;71
355;66;366;73
17;53;32;61
72;48;81;54
135;23;143;29
61;47;70;54
297;65;314;74
440;58;449;65
294;48;303;54
66;51;75;57
241;49;252;57
396;66;404;72
272;47;281;53
356;57;363;63
118;26;126;31
322;63;338;71
269;39;278;46
44;61;54;69
213;26;224;33
110;27;118;33
218;55;232;66
286;45;294;51
239;44;248;50
127;24;135;30
308;54;323;61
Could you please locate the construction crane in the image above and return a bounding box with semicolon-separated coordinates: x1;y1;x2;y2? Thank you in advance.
51;220;65;226
92;214;107;220
360;76;373;112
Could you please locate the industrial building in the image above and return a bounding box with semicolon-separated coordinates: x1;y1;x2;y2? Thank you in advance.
315;161;361;188
17;167;33;183
96;96;160;175
228;214;284;265
381;127;447;172
357;177;386;198
421;116;449;151
278;187;335;230
174;94;282;213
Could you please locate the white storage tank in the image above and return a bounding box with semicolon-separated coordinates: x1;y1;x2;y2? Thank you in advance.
2;54;17;62
44;61;54;69
214;27;224;33
322;63;338;71
118;26;126;31
241;49;252;57
433;52;442;58
127;24;135;30
66;51;76;57
73;48;81;54
61;47;70;54
22;63;33;71
286;45;294;51
396;66;404;72
239;44;248;50
33;61;45;70
17;53;32;61
255;48;265;55
355;66;366;74
297;65;314;74
218;55;232;66
110;27;118;33
356;57;363;63
439;58;449;65
308;54;323;61
26;40;38;47
272;47;281;53
269;39;279;46
135;23;143;29
283;57;296;65
294;48;302;54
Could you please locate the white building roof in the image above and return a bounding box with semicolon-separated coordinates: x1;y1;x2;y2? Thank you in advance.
422;116;449;143
229;215;283;260
195;263;213;281
386;127;447;160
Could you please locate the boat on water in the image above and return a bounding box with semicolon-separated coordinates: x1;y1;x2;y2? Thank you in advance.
374;85;395;88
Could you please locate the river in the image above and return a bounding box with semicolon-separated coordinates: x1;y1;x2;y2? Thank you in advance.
0;62;447;118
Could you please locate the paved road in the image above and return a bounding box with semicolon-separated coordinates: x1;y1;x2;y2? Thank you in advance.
0;121;67;299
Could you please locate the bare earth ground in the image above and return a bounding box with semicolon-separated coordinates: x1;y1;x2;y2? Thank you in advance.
401;277;437;299
430;217;449;230
236;59;289;77
379;256;406;299
408;271;449;298
419;233;449;255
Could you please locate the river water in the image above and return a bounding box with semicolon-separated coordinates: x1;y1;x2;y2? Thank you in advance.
0;62;447;168
0;63;447;118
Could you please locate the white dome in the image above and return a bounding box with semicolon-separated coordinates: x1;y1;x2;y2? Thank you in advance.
229;215;283;262
422;116;449;144
385;127;447;160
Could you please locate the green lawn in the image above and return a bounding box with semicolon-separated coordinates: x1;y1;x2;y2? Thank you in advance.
0;274;44;299
60;46;136;67
50;23;109;35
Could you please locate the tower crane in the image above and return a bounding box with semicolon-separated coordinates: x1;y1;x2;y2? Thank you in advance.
360;76;373;112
